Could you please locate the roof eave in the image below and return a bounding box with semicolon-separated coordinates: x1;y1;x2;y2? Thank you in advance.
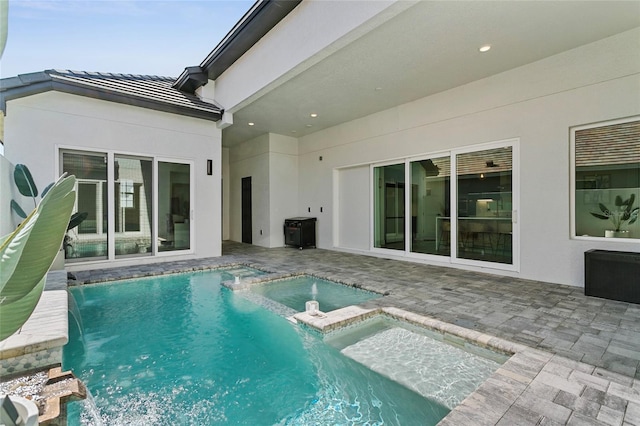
52;80;223;121
1;73;222;121
174;0;302;94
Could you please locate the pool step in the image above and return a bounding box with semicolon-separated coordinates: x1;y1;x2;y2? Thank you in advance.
340;327;501;410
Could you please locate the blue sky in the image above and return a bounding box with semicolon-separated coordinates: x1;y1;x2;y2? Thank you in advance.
1;0;254;78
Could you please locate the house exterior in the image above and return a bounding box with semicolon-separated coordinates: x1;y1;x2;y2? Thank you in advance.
2;0;639;286
1;70;224;266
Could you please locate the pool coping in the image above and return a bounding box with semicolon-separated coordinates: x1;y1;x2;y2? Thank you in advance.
0;271;69;376
293;304;640;425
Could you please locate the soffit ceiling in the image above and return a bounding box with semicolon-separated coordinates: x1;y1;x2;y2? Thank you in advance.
222;1;640;147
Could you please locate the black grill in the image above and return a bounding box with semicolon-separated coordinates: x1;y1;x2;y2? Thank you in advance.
284;217;317;249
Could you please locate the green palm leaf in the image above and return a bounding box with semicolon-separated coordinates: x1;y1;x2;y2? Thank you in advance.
0;278;46;340
13;164;39;202
10;200;27;219
0;174;75;341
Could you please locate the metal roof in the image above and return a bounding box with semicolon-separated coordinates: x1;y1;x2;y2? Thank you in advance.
0;70;223;121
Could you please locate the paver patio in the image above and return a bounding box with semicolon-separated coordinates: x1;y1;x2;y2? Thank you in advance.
71;241;640;425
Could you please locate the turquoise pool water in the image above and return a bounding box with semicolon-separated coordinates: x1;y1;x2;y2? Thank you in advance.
63;268;449;425
249;275;381;313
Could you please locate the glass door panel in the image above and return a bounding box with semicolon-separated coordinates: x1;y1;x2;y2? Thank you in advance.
373;163;405;250
410;157;451;256
456;147;513;264
62;152;108;260
158;162;191;252
114;156;153;257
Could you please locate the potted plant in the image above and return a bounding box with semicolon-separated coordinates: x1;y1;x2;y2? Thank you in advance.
590;193;638;238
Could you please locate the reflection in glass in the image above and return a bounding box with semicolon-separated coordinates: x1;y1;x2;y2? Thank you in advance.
62;152;108;260
456;147;513;264
114;156;153;257
410;157;451;256
373;163;405;250
158;162;191;251
574;120;640;239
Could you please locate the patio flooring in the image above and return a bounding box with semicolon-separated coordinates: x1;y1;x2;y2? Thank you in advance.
70;241;640;425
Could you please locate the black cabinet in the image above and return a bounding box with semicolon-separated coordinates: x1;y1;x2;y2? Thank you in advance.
284;217;316;249
585;250;640;304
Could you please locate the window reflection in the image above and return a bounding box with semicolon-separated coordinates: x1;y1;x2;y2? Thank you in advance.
410;157;450;256
62;152;108;261
456;147;513;264
158;162;191;251
373;163;405;250
574;119;639;239
114;156;153;257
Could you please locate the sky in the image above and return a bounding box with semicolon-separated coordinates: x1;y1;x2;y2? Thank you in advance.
0;0;255;78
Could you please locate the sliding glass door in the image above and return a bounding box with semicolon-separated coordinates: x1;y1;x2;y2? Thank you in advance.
158;162;191;252
456;146;513;265
62;152;108;260
410;156;451;256
371;141;517;269
62;150;193;262
114;155;153;257
373;163;405;250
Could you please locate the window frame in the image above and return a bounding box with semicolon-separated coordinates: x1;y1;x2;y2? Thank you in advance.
369;139;519;272
58;146;195;263
570;116;640;242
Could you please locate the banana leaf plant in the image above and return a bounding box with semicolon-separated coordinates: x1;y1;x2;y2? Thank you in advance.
590;194;639;232
10;163;86;230
0;174;76;341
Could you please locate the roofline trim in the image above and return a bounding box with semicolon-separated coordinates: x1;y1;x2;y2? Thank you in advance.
1;72;222;121
174;0;302;93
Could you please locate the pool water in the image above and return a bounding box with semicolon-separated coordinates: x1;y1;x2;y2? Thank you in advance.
249;275;381;313
64;268;449;425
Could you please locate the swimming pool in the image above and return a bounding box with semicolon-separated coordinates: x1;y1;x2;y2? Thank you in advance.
249;275;381;313
63;268;450;425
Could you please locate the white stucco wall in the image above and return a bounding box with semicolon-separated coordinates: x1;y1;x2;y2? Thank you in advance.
268;134;299;247
228;133;298;248
3;91;222;269
0;153;15;236
296;28;640;287
222;146;230;240
229;134;271;246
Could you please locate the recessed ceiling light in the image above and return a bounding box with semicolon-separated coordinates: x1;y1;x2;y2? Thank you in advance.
310;113;318;118
479;45;491;53
248;122;255;126
291;130;297;134
374;87;383;91
306;124;313;128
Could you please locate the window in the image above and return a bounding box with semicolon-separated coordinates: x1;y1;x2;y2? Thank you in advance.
456;147;513;264
119;179;134;208
373;163;405;250
158;161;191;252
114;155;153;256
410;156;450;256
61;149;192;262
572;118;640;240
370;140;518;270
62;152;108;260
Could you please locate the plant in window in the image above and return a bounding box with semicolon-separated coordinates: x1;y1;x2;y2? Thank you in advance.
590;194;639;236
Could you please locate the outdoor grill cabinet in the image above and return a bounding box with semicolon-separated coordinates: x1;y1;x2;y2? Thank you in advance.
585;250;640;304
284;217;317;249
